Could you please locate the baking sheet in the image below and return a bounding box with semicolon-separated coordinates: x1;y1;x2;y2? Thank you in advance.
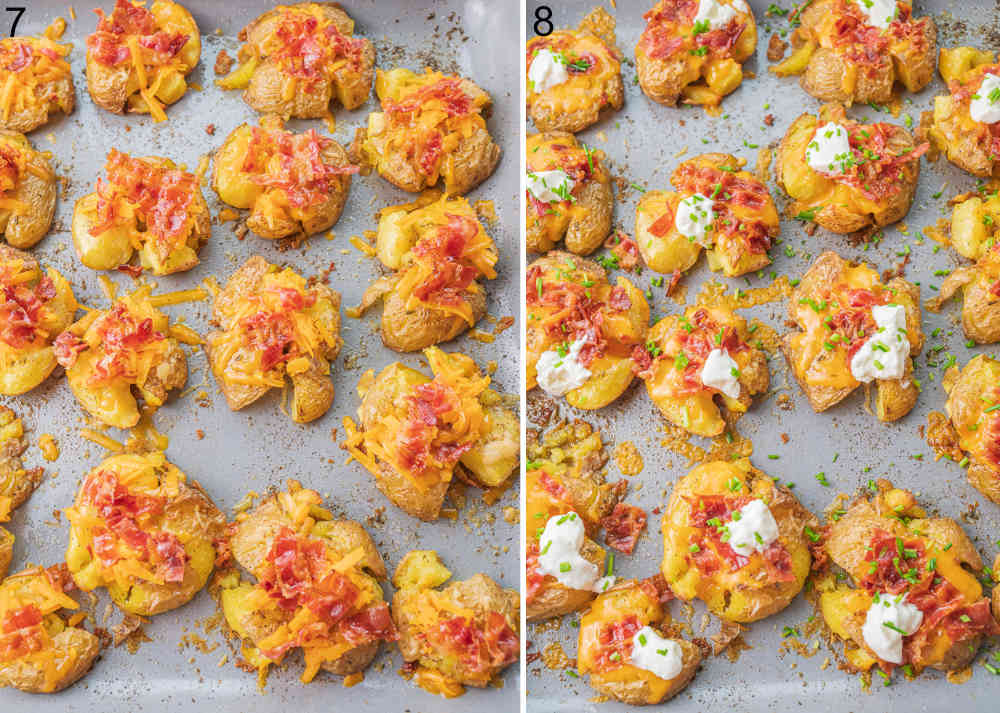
525;1;1000;711
0;1;521;711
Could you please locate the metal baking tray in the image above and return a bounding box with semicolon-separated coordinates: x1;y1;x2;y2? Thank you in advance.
525;1;1000;711
0;1;520;710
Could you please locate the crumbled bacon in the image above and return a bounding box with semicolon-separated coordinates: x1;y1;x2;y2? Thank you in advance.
527;264;612;368
827;286;888;359
88;0;188;67
385;77;473;119
0;263;55;350
601;503;647;555
80;468;187;583
410;214;483;309
537;471;568;502
396;380;473;476
1;41;32;73
269;9;366;81
0;143;22;195
835;122;928;201
685;494;793;578
92;150;198;248
239;311;297;372
525;540;545;603
605;232;641;272
244;127;357;208
0;603;45;663
87;302;165;385
859;529;925;595
638;0;698;59
639;573;674;604
53;330;87;368
591;614;641;672
432;611;518;673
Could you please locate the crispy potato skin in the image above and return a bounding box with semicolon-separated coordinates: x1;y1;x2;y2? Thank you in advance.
0;131;57;249
641;305;769;438
577;580;701;705
212;119;354;241
393;572;519;687
65;454;225;617
635;0;757;110
379;280;486;353
237;3;374;118
941;355;1000;503
661;460;817;623
526;8;623;132
0;621;100;693
526;132;612;255
0;246;77;396
775;0;936;104
818;482;996;673
776;104;922;234
526;251;649;409
782;251;923;421
0;528;11;580
72;155;211;275
205;256;342;423
86;0;201;116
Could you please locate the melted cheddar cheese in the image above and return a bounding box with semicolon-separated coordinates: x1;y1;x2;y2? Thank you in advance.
0;566;84;692
0;36;72;126
343;347;489;493
526;19;621;116
945;355;1000;475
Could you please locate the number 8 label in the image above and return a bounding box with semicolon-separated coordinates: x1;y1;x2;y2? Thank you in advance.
533;5;553;36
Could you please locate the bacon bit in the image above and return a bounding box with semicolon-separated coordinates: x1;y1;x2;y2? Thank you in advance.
88;0;189;67
386;77;472;119
0;262;56;350
53;330;86;368
763;114;775;127
244;127;357;209
766;34;787;62
605;231;640;272
269;8;366;83
205;123;215;136
639;573;674;604
430;611;518;674
828;286;888;359
397;381;475;477
591;614;641;672
409;214;484;310
116;264;143;279
601;503;647;555
665;269;683;296
838;121;928;201
213;49;233;76
86;303;165;385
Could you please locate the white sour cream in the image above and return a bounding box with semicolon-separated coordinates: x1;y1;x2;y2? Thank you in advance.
536;512;601;591
806;122;853;175
725;499;780;555
536;337;591;396
694;0;749;30
971;73;1000;124
629;626;684;681
674;193;716;245
862;593;923;664
526;169;575;203
700;348;741;399
855;0;898;30
528;48;570;93
849;304;910;383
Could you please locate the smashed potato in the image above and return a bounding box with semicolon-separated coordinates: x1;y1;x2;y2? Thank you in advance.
0;246;77;395
343;347;518;521
0;36;74;132
205;256;342;424
634;304;769;438
55;286;189;429
393;554;518;695
0;130;57;249
782;251;923;422
776;103;925;234
577;578;701;705
930;356;1000;503
0;565;100;693
526;251;649;410
771;0;936;105
0;406;44;580
354;67;500;195
930;48;1000;177
525;7;623;133
636;0;757;111
932;185;1000;343
634;153;778;277
526;131;612;255
815;480;998;678
212;115;356;242
526;420;624;622
356;193;497;352
217;2;374;119
72;150;210;275
65;452;224;617
661;459;818;623
220;481;395;684
86;0;201;121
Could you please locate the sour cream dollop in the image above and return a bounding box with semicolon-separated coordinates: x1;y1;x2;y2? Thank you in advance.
674;193;716;245
806;122;853;175
537;512;610;592
971;73;1000;124
536;338;591;396
693;0;749;31
629;626;684;681
849;304;910;383
527;169;575;203
700;348;741;399
726;499;780;555
528;48;570;93
855;0;898;30
862;592;923;664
